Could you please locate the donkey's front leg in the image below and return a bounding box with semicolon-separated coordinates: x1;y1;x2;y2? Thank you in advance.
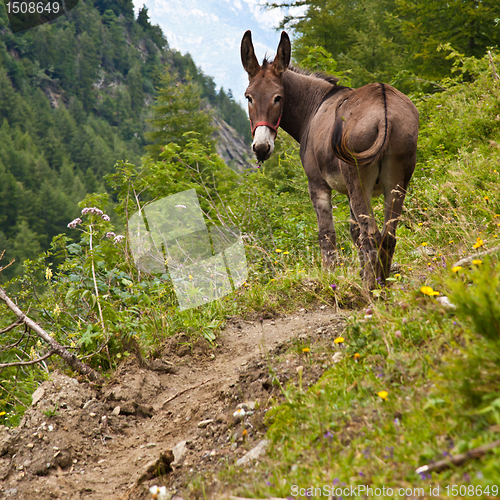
309;184;337;270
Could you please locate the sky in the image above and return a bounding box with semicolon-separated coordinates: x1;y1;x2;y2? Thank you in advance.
131;0;304;105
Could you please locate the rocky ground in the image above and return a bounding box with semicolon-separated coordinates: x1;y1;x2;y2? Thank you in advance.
0;305;346;500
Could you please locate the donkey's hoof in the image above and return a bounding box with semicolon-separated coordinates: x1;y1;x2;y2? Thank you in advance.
321;251;338;271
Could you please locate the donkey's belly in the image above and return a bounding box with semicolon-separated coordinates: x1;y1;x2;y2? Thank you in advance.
324;171;348;195
324;164;384;198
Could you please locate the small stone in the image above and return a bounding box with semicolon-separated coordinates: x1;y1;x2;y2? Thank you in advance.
26;443;34;449
172;440;187;464
89;412;96;417
332;352;343;363
112;406;121;416
31;387;45;406
235;440;269;466
146;443;157;449
197;419;214;429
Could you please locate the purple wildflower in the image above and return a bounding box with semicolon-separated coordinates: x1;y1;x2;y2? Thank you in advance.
106;232;116;239
101;214;110;222
114;235;125;244
324;430;334;439
67;218;82;229
331;284;337;290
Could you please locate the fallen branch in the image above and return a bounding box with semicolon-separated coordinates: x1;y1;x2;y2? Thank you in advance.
0;286;104;383
416;439;500;474
453;244;500;268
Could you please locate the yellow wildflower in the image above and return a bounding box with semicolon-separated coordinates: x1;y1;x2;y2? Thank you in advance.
421;286;440;296
45;268;53;280
0;412;6;416
473;237;484;249
275;248;282;253
421;242;428;247
354;353;361;360
334;337;344;344
472;259;483;265
377;391;389;400
452;266;462;273
302;347;310;353
283;251;289;255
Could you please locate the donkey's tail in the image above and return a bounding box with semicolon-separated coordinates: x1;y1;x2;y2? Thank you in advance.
331;83;389;167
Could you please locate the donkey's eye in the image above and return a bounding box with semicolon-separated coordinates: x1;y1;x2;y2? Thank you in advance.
245;95;253;104
274;95;282;104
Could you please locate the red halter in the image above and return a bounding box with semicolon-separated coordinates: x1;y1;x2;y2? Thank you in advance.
250;113;282;137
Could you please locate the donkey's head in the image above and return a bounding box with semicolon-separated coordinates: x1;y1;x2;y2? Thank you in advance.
241;30;291;162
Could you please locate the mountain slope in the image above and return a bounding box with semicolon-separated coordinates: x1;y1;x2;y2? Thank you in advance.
0;0;250;279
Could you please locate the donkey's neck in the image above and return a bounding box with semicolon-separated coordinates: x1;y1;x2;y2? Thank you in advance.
281;69;347;143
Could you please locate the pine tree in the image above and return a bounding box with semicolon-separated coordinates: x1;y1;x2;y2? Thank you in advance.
146;66;215;159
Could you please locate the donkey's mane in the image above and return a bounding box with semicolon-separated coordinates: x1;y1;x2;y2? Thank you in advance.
289;66;340;86
262;57;340;86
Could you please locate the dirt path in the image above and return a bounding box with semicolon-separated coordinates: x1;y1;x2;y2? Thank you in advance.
0;306;346;500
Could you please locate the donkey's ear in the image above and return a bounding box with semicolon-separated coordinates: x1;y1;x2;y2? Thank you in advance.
274;31;291;76
241;30;260;78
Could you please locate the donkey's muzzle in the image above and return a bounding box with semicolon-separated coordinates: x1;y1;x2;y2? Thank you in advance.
253;142;271;162
252;126;275;162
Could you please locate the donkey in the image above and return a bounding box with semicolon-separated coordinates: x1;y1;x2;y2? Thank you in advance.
241;30;419;290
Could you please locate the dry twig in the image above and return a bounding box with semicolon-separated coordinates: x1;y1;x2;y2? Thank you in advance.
416;439;500;474
159;378;213;408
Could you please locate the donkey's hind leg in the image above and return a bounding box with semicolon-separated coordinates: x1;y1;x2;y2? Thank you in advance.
379;153;415;280
309;184;337;270
380;182;407;280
